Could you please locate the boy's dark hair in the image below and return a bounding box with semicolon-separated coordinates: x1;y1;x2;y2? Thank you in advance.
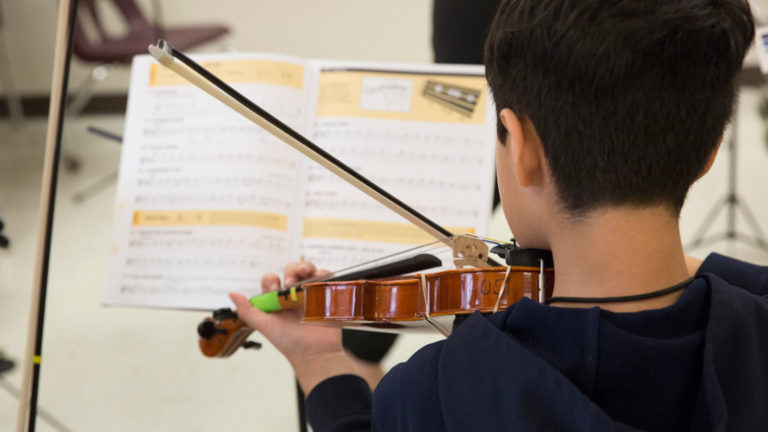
485;0;754;216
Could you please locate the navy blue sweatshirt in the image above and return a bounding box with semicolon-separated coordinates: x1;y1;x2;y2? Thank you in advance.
305;254;768;431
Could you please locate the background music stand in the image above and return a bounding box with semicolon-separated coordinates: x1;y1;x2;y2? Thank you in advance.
63;0;229;175
75;127;309;431
69;126;121;203
686;112;768;253
0;0;24;123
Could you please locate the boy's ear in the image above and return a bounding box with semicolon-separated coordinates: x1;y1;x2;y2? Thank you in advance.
499;108;543;187
697;136;723;180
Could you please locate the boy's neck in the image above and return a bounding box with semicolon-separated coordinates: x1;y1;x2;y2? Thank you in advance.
546;205;691;312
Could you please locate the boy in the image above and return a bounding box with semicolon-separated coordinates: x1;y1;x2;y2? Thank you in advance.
230;0;768;430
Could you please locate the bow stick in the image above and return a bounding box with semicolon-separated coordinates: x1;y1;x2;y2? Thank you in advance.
148;40;467;248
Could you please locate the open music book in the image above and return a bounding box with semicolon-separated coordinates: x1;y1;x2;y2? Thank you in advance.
105;52;497;310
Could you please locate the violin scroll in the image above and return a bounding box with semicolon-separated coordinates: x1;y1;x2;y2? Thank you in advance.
198;308;259;358
196;253;444;357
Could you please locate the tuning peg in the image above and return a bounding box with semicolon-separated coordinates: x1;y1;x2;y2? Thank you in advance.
242;341;262;350
212;308;238;321
197;320;228;340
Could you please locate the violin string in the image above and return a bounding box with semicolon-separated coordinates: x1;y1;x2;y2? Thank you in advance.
333;234;507;277
293;236;455;286
336;237;451;274
291;235;509;287
482;237;505;245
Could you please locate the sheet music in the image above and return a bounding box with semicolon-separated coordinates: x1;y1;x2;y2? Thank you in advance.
106;54;312;309
105;54;497;310
296;62;497;271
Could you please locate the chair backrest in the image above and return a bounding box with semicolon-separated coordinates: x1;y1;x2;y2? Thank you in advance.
73;0;153;57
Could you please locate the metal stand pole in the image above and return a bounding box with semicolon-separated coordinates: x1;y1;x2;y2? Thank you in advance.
71;126;122;203
296;380;307;432
686;112;768;252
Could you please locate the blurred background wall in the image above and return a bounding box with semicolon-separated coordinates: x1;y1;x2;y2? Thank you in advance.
0;0;433;98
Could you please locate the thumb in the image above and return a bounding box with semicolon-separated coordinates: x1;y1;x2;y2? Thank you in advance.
229;292;268;329
229;292;250;308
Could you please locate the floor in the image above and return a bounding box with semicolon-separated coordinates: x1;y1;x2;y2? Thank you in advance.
1;88;767;431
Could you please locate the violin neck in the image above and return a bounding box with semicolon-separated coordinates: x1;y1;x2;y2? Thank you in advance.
247;253;443;313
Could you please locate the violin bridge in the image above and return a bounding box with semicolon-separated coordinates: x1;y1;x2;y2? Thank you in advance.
451;234;491;268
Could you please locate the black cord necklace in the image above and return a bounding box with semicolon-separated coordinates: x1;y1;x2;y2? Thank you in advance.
544;277;695;305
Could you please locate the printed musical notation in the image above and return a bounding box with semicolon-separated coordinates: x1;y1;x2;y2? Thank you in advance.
298;245;390;275
116;283;254;299
321;145;484;166
303;106;494;249
303;199;480;219
305;169;481;192
312;127;485;148
126;234;285;251
133;194;292;210
107;54;310;309
106;55;496;310
137;151;297;168
124;255;272;270
139;117;299;141
135;175;294;190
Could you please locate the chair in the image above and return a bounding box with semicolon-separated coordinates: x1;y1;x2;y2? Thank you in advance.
65;0;228;196
0;218;8;248
74;0;228;64
67;0;228;115
0;0;24;123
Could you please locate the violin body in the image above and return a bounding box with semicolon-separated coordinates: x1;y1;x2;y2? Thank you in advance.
198;265;554;357
302;265;554;328
197;247;554;356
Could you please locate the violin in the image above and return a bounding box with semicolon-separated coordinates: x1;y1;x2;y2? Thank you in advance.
198;240;554;357
148;42;557;358
304;264;553;325
302;245;555;331
198;253;444;357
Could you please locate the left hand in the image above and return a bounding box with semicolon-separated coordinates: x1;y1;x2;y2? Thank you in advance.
229;261;354;393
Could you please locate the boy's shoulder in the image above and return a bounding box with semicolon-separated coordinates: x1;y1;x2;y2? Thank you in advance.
695;272;768;431
373;338;447;431
375;312;633;431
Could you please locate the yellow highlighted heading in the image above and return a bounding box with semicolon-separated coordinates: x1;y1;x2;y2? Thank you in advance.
302;218;474;245
133;210;288;231
150;59;304;89
316;71;487;124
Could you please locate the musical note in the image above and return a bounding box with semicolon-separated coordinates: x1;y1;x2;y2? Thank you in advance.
105;55;497;310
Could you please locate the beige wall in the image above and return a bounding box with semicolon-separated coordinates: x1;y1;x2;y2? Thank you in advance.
4;0;767;98
0;0;433;95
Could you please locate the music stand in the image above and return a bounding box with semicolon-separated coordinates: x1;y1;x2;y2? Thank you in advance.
686;110;768;253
